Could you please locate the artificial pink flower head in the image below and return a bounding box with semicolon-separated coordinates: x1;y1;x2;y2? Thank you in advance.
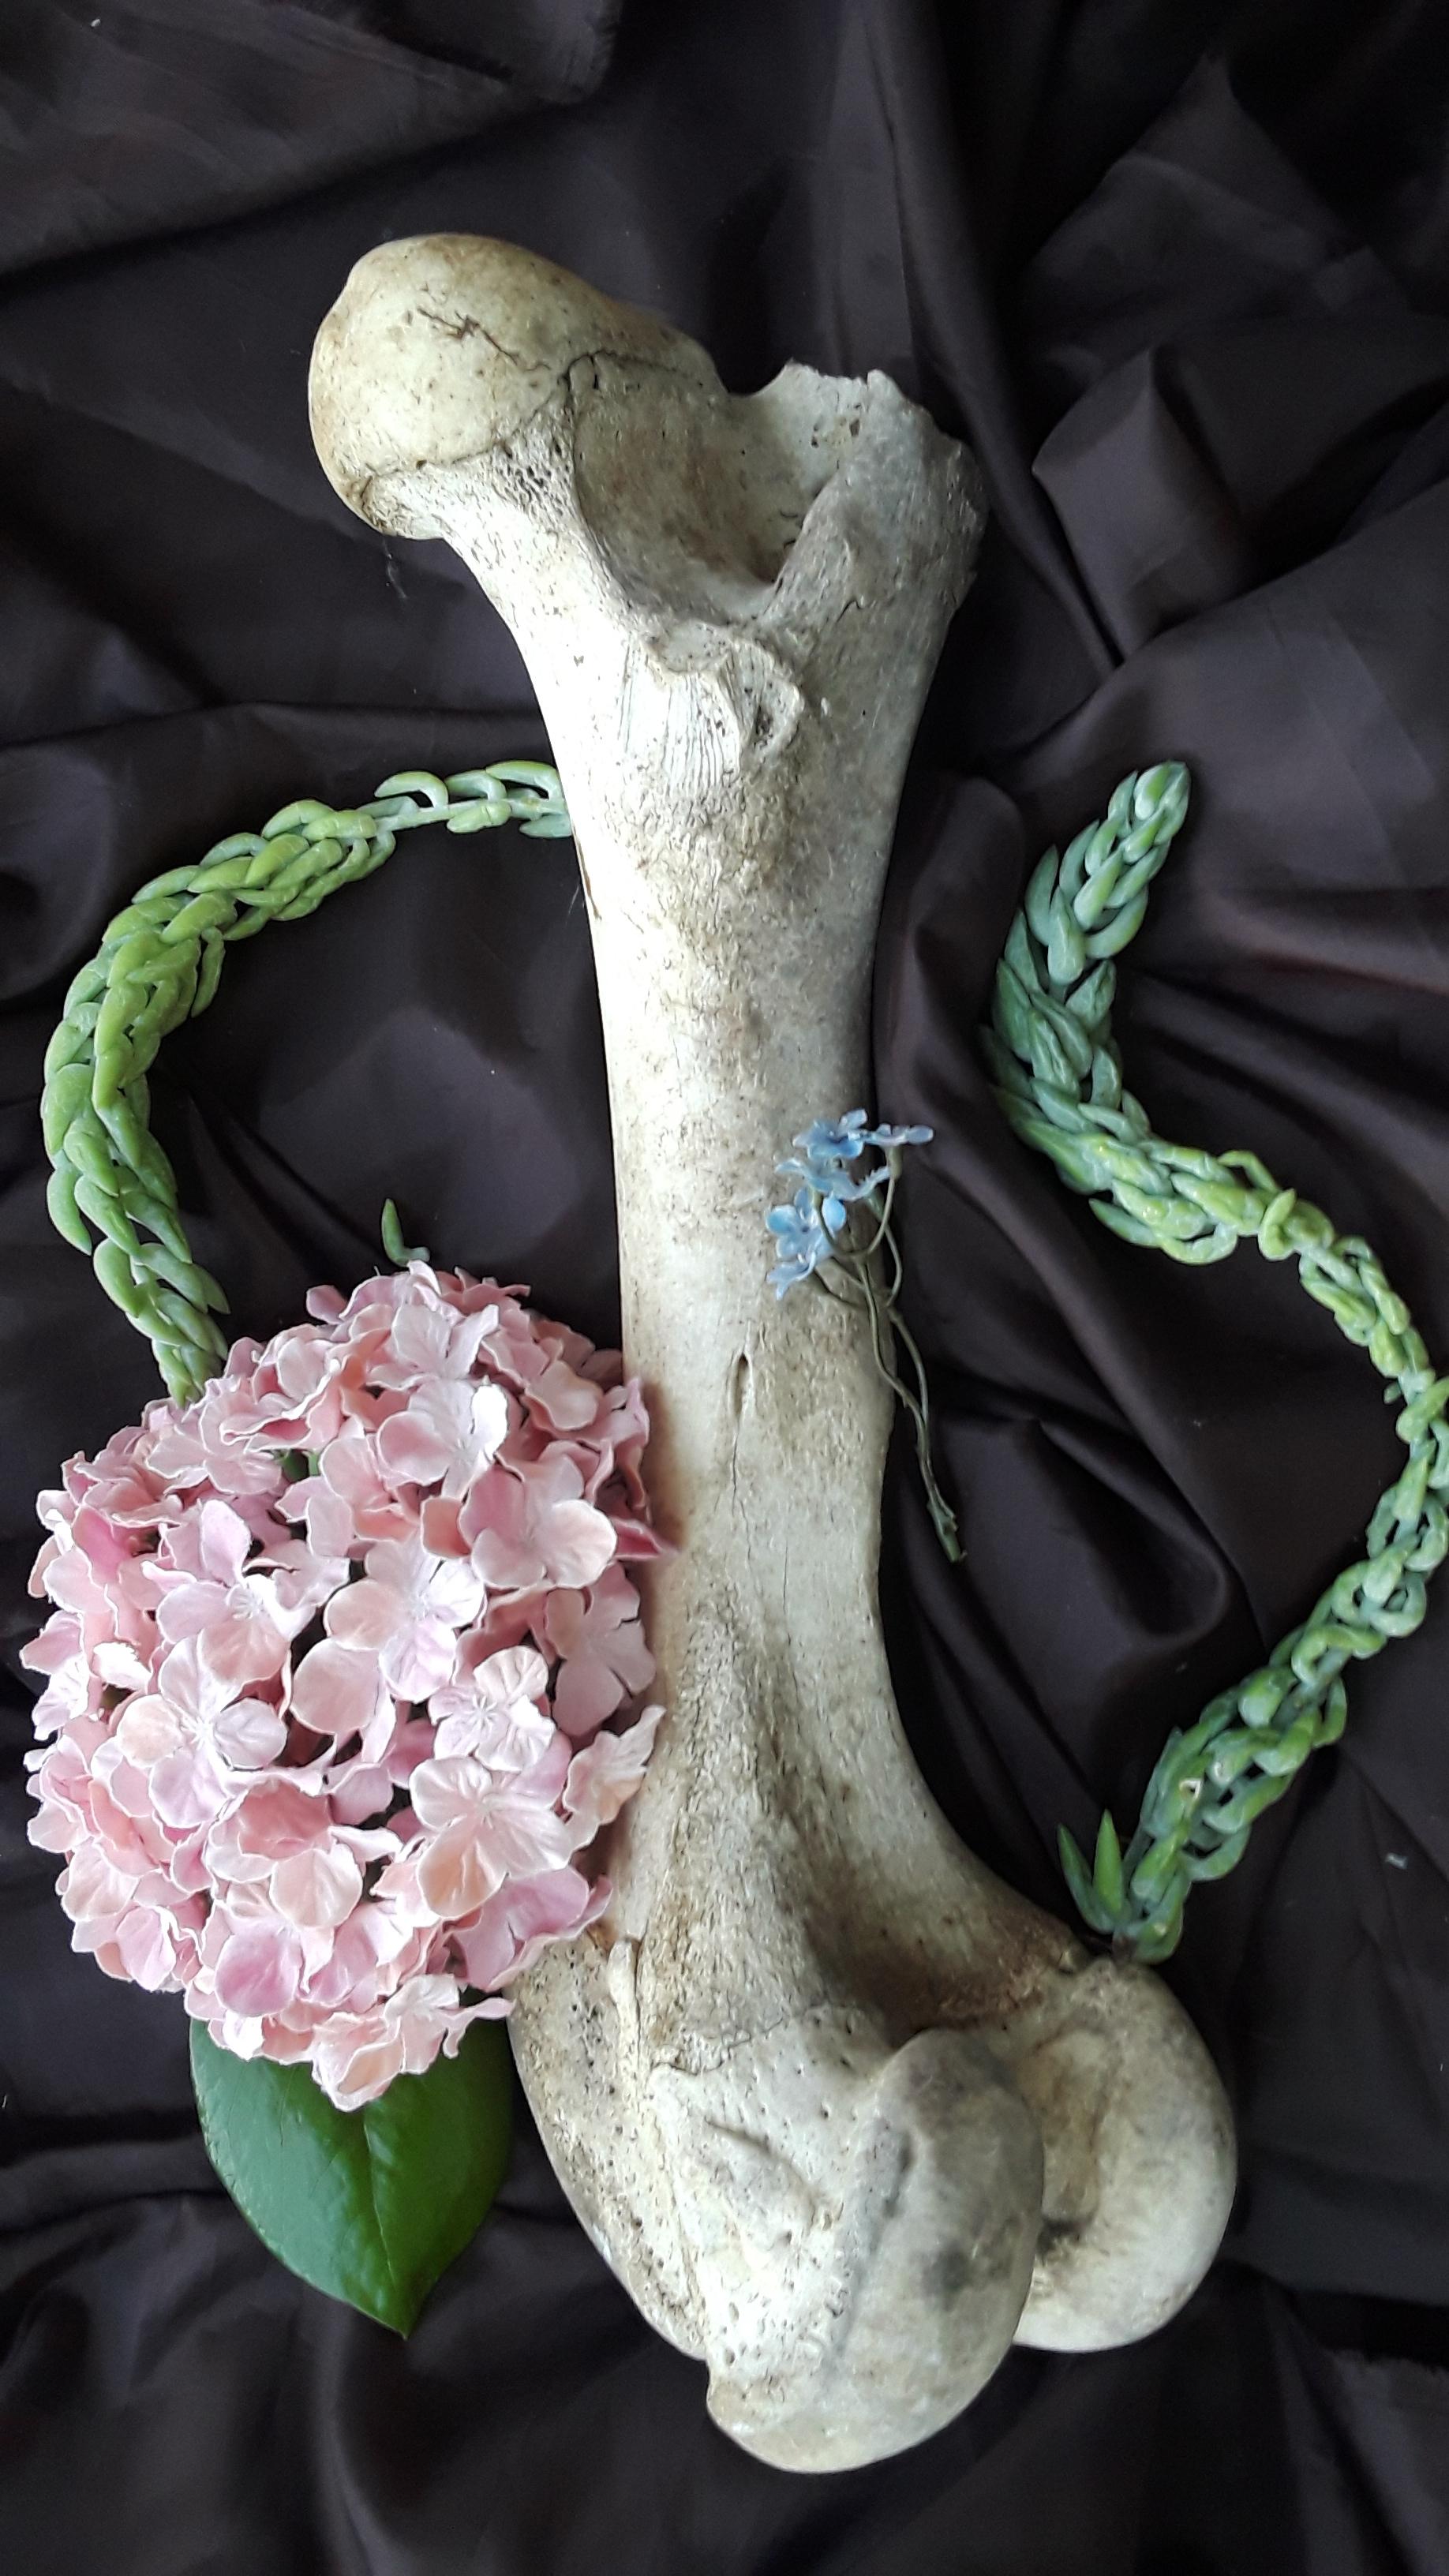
24;1262;665;2110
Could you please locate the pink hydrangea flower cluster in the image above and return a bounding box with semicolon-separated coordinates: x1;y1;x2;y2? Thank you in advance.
22;1262;665;2111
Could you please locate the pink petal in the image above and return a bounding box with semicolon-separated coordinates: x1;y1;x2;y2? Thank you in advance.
526;1358;602;1432
469;1589;547;1657
20;1612;83;1675
356;1533;421;1596
228;1778;329;1861
328;1763;393;1826
474;1790;575;1885
115;1904;179;1989
28;1537;63;1601
320;1432;377;1500
151;1743;234;1830
264;1544;351;1625
438;1994;511;2052
408;1755;480;1834
564;1705;664;1840
422;1552;485;1627
60;1840;138;1922
28;1801;80;1856
197;1596;290;1692
92;1640;154;1691
273;1328;333;1403
69;1505;133;1579
417;1818;496;1918
385;1302;455;1377
433;1692;555;1769
324;1576;402;1656
198;1498;253;1587
286;1480;356;1559
462;1472;537;1588
157;1633;235;1725
270;1842;364;1930
303;1911;390;2012
604;1514;671;1562
375;1408;457;1487
552;1654;624;1737
447;1896;521;1992
607;1623;657;1697
212;2008;268;2059
420;1495;466;1556
212;1698;290;1769
477;1644;551;1706
213;1920;305;2016
451;1866;606;1990
384;1718;435;1782
112;1694;186;1766
468;1533;539;1593
289;1640;388;1747
87;1779;163;1875
380;1618;459;1702
311;2021;405;2112
541;1586;589;1660
99;1756;160;1822
169;1826;213;1896
541;1501;618;1589
254;2018;313;2065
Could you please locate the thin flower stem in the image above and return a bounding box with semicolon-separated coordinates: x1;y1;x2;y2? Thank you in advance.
857;1159;900;1263
880;1212;905;1309
841;1241;961;1562
886;1303;932;1417
883;1301;960;1559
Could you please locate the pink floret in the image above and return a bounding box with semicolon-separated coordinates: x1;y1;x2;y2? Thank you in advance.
23;1260;666;2111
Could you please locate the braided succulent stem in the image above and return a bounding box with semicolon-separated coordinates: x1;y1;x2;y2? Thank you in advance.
986;765;1449;1961
41;762;570;1406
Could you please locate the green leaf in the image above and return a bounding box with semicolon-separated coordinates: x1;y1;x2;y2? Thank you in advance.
1091;1810;1125;1918
1058;1825;1119;1936
191;2018;512;2333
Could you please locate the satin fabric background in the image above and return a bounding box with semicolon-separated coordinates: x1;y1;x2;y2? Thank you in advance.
3;2;1449;2567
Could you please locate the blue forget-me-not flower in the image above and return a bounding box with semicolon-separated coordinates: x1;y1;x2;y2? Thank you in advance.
765;1188;836;1295
766;1110;934;1291
761;1108;957;1559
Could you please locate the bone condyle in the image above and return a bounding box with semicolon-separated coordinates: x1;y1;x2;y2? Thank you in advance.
309;235;1235;2473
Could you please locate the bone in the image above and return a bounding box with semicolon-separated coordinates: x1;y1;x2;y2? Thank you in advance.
310;237;1235;2471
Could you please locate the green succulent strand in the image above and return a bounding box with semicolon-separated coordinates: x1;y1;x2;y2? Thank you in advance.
986;762;1449;1962
42;762;570;1407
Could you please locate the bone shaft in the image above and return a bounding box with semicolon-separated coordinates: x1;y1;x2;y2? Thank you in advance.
585;850;883;1487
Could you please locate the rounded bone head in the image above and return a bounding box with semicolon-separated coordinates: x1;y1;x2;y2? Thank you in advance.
310;235;712;539
308;235;1235;2472
683;2025;1046;2472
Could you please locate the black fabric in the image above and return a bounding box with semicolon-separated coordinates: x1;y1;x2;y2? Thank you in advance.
4;2;1449;2565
